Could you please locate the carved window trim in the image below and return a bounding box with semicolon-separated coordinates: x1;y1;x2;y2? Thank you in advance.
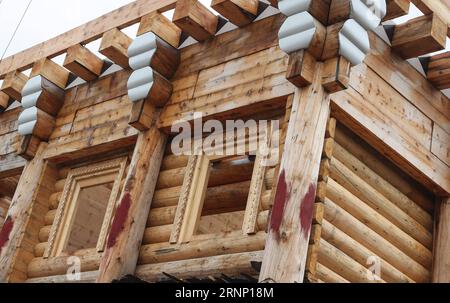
44;157;127;258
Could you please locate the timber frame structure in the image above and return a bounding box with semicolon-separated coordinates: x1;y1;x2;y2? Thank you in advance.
0;0;449;283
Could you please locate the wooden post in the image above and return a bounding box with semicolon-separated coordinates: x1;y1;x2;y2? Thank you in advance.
259;63;330;283
96;124;167;282
0;142;47;282
432;198;450;282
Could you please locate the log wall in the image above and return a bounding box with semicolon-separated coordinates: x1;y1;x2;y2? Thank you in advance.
306;122;436;283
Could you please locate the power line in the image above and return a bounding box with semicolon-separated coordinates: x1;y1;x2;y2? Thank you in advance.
1;0;33;61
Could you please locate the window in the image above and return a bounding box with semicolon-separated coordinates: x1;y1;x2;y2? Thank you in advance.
45;157;127;257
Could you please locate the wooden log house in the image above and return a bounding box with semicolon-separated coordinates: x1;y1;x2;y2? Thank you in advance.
0;0;449;283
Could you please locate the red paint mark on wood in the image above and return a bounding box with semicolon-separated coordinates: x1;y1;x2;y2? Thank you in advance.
0;217;14;251
270;170;290;239
299;184;316;238
107;192;131;249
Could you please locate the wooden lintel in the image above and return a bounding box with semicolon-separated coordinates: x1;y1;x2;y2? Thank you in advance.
211;0;262;27
1;71;28;101
322;56;351;93
99;28;133;69
391;14;447;59
138;11;183;48
30;58;70;89
63;44;105;81
173;0;219;42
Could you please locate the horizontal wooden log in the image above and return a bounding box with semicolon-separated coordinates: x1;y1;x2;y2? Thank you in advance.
136;251;263;282
143;210;268;244
156;158;255;189
152;180;251;209
49;192;62;210
173;0;219;42
27;249;101;278
324;198;430;282
391;14;447;59
26;270;98;283
34;242;48;258
319;238;384;283
99;28;132;69
54;179;66;192
38;225;52;243
334;125;435;214
321;220;414;283
329;157;433;251
44;209;56;226
333;142;433;230
316;262;349;283
63;44;104;81
139;231;266;264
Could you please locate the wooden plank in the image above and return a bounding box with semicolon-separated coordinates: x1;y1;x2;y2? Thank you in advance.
366;33;450;134
30;58;70;90
170;154;211;243
211;0;261;27
0;0;178;78
432;124;450;167
96;127;167;282
259;63;329;282
432;198;450;282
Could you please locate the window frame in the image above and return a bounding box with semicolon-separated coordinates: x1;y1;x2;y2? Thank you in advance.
44;157;127;258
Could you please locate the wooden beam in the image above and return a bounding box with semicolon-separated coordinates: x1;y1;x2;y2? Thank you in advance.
96;126;167;282
259;63;329;282
425;51;450;90
129;100;156;131
63;44;104;81
0;142;47;281
391;14;447;59
432;198;450;282
1;71;28;101
99;28;132;69
173;0;219;42
138;11;183;48
384;0;411;21
30;58;70;89
211;0;261;27
322;56;351;93
410;0;450;36
0;92;13;113
286;50;317;88
17;135;42;161
0;0;178;78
